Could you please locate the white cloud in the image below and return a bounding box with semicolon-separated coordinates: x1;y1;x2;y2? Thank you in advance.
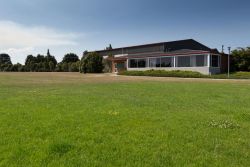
0;20;81;48
0;20;83;64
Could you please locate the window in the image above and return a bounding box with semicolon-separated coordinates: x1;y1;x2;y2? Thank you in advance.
161;57;174;67
149;58;160;67
129;59;137;68
149;57;174;68
129;59;146;68
177;56;191;67
211;55;220;67
195;55;207;67
176;55;208;67
138;59;146;68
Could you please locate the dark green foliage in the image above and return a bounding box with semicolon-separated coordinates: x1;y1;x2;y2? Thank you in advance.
119;70;207;78
81;52;104;73
0;53;12;65
83;50;89;57
0;64;12;72
24;50;57;72
56;61;80;72
106;44;112;50
103;58;112;73
0;53;12;71
231;47;250;71
11;63;25;72
62;53;79;63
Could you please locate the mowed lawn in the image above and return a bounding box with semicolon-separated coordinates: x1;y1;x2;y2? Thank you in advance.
0;73;249;167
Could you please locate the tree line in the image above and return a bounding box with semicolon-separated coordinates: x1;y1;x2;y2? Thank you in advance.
1;47;250;73
0;50;105;73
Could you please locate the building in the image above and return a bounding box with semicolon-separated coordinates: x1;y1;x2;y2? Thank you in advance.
94;39;227;75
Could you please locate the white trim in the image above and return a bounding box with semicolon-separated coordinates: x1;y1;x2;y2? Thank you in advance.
128;58;147;69
128;54;213;69
207;54;210;67
148;56;175;68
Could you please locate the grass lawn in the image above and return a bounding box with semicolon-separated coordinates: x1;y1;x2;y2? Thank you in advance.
0;73;249;167
213;71;250;79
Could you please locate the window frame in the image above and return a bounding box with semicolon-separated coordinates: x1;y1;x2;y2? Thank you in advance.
176;56;191;67
149;56;174;68
210;55;221;68
128;58;147;68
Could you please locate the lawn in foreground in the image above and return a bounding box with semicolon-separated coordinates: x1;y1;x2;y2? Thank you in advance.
0;73;249;167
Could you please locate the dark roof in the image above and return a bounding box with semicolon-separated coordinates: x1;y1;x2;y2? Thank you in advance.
92;39;214;56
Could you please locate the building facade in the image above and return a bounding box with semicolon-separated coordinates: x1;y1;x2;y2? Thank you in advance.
93;39;226;75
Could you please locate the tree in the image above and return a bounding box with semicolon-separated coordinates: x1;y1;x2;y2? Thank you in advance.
11;63;24;72
45;49;57;71
106;44;112;50
62;62;69;72
83;50;88;57
49;61;55;72
24;51;57;72
0;54;12;65
69;61;80;72
81;52;104;73
62;53;79;63
231;47;250;71
0;54;12;71
55;63;63;72
25;55;37;71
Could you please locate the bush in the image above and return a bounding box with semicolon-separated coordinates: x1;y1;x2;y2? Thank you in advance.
231;47;250;72
81;52;104;73
119;70;208;78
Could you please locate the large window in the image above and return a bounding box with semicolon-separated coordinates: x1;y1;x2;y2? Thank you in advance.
211;55;220;67
149;57;174;68
129;59;146;68
177;56;191;67
177;55;207;67
138;59;146;68
149;58;160;67
129;59;137;68
195;55;207;67
161;57;174;67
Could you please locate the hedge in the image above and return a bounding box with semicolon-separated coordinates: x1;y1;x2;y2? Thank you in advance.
118;70;208;78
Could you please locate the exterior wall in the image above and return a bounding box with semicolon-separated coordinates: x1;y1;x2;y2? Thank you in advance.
127;66;221;75
127;66;211;75
126;54;222;75
209;67;221;74
220;54;229;73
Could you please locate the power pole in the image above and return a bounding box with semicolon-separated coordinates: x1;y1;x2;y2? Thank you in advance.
228;47;231;78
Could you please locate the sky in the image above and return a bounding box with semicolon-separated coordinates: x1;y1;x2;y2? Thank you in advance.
0;0;249;64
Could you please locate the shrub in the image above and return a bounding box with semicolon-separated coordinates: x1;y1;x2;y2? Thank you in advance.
119;70;208;78
81;52;104;73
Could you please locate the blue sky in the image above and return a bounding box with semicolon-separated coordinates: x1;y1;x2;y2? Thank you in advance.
0;0;249;64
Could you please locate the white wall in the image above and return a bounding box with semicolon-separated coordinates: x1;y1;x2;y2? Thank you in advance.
126;54;222;75
127;67;211;75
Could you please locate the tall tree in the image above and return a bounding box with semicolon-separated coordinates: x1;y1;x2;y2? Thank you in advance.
81;52;103;73
231;47;250;71
0;53;12;65
62;53;79;63
45;49;57;71
0;54;12;72
106;44;112;50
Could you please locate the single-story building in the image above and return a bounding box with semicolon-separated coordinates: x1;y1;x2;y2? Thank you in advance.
92;39;228;75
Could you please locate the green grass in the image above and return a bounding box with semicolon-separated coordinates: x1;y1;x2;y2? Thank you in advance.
0;73;249;167
213;71;250;79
